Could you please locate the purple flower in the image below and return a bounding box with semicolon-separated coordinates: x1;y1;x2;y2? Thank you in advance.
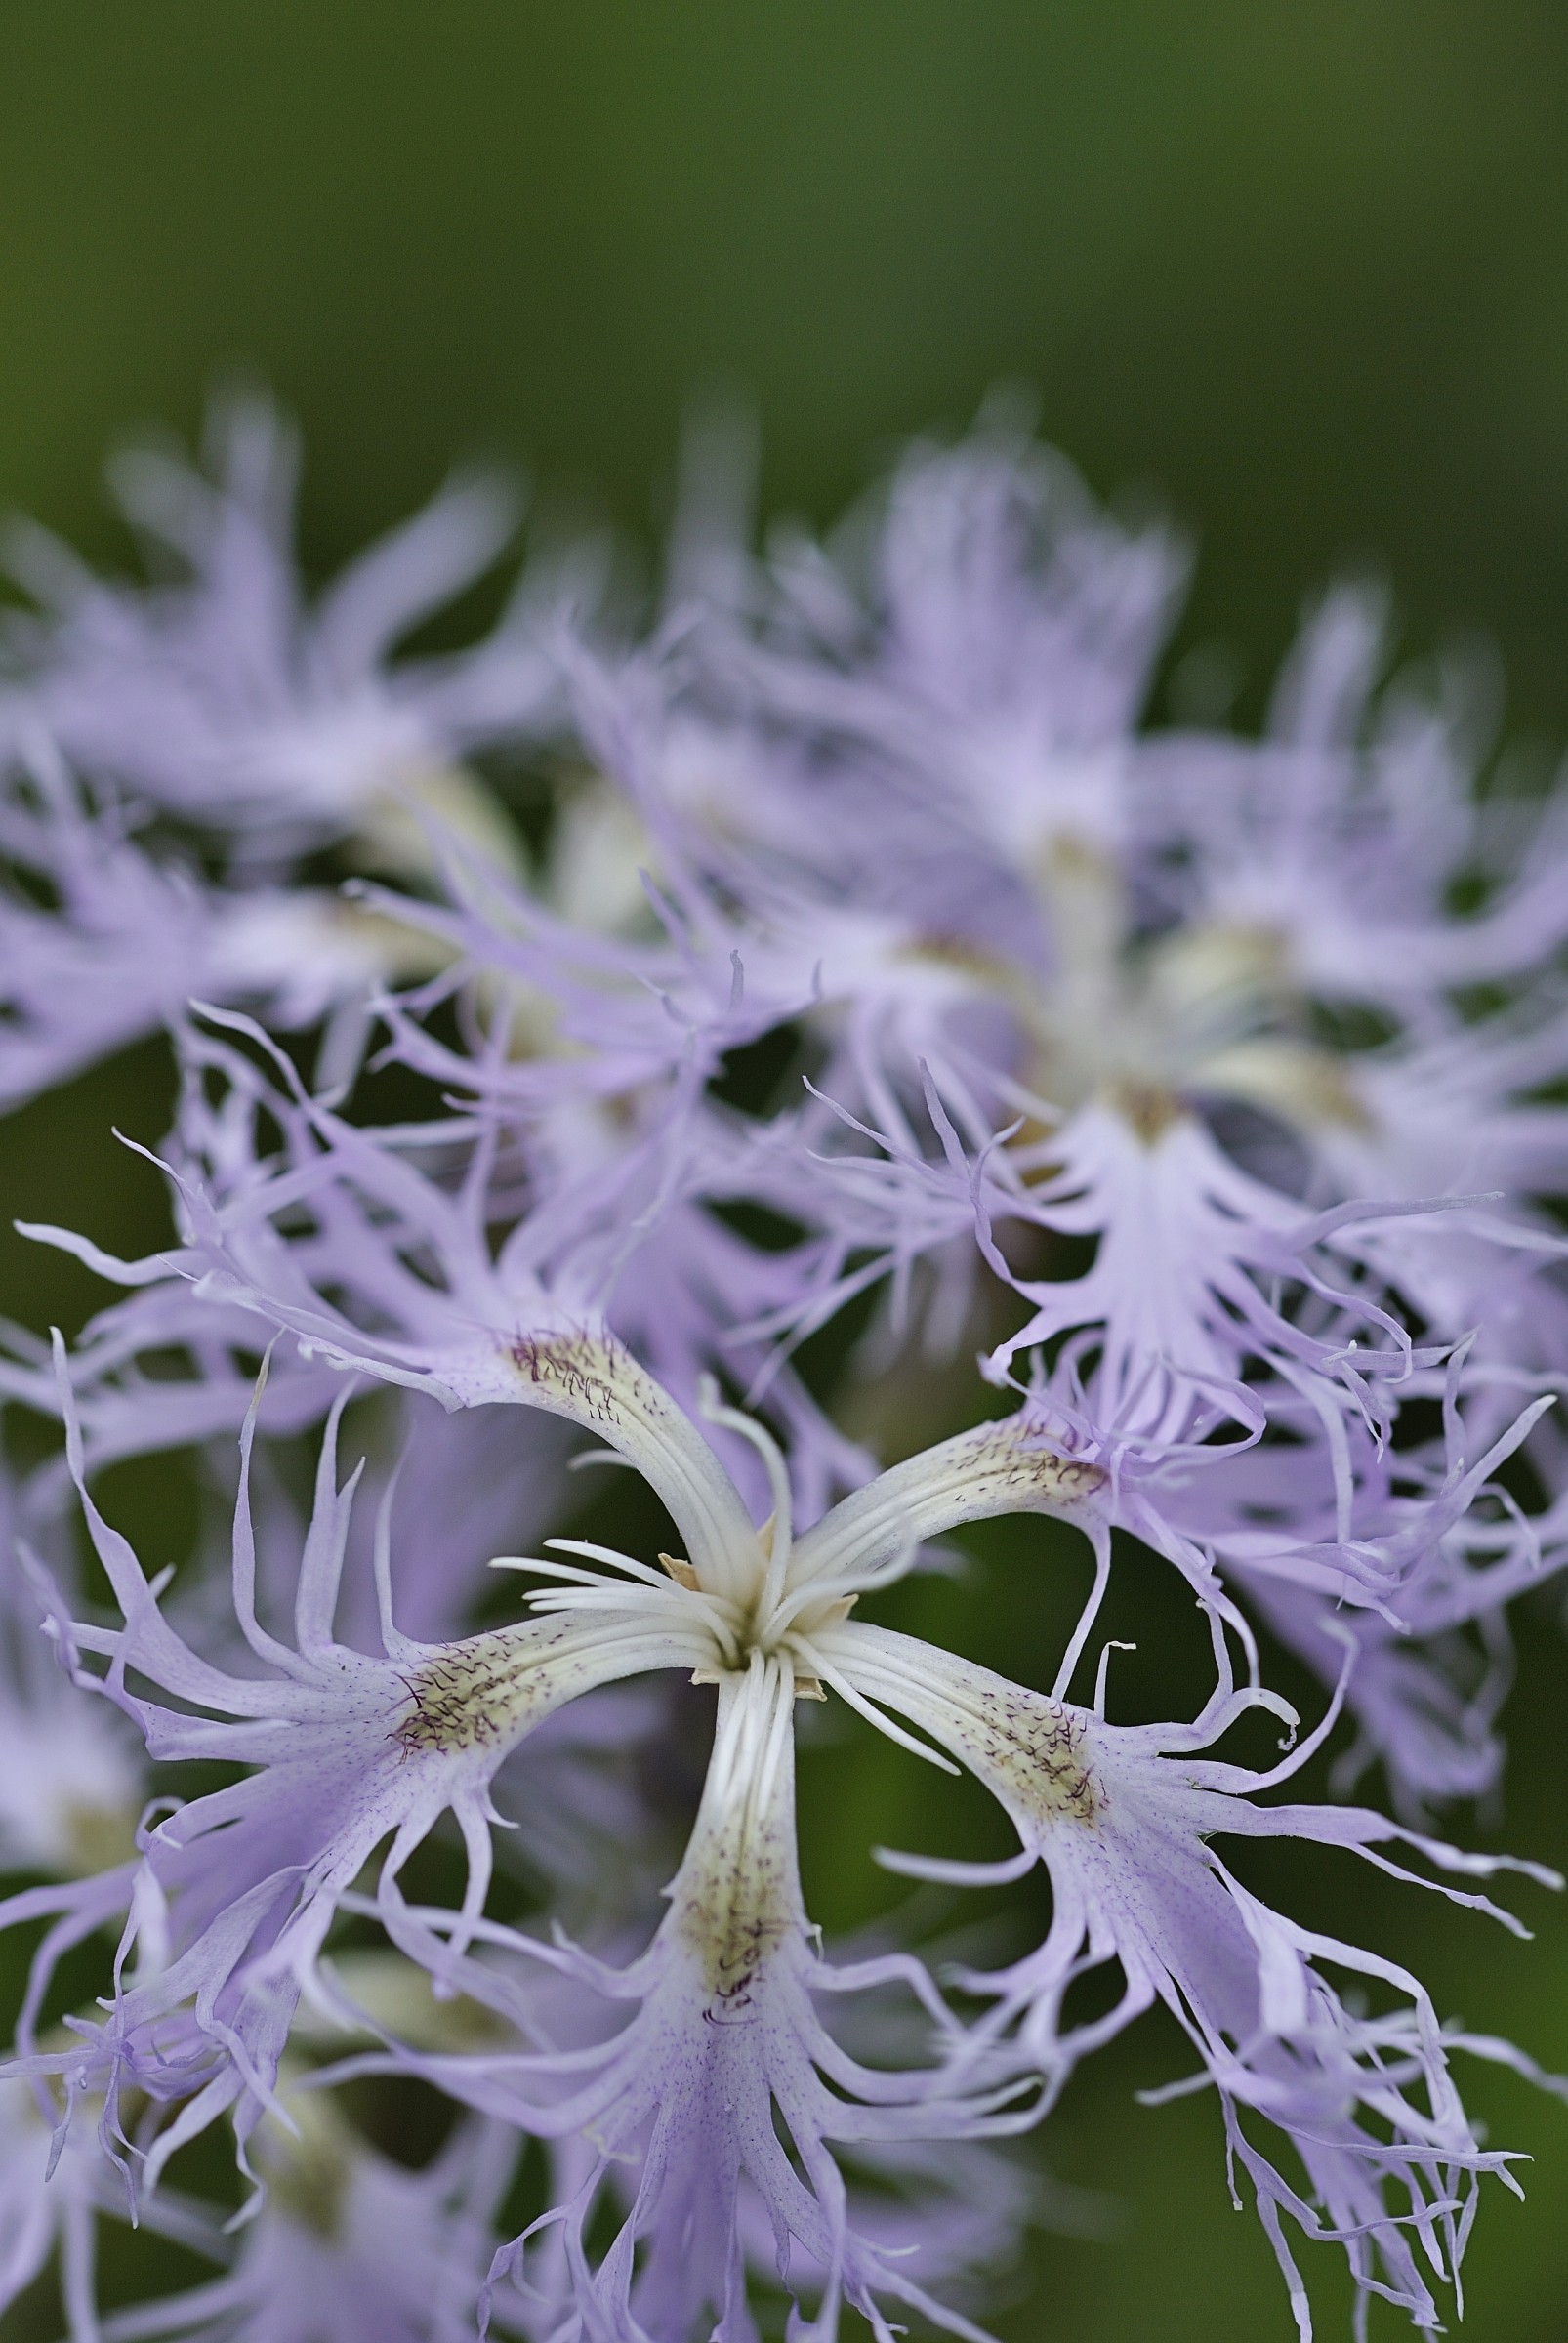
731;408;1184;873
24;1336;1105;2322
1160;587;1568;1011
99;2088;515;2343
1;397;559;848
0;741;453;1114
0;2073;220;2343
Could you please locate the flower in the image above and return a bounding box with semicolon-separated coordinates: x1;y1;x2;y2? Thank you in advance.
1;396;557;850
98;2082;516;2343
0;2071;219;2343
24;1334;1109;2322
0;394;589;1114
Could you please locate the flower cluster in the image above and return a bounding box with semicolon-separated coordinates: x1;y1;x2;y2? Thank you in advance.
0;397;1566;2339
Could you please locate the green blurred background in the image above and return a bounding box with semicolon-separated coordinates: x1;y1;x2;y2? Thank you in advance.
6;4;1568;2335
